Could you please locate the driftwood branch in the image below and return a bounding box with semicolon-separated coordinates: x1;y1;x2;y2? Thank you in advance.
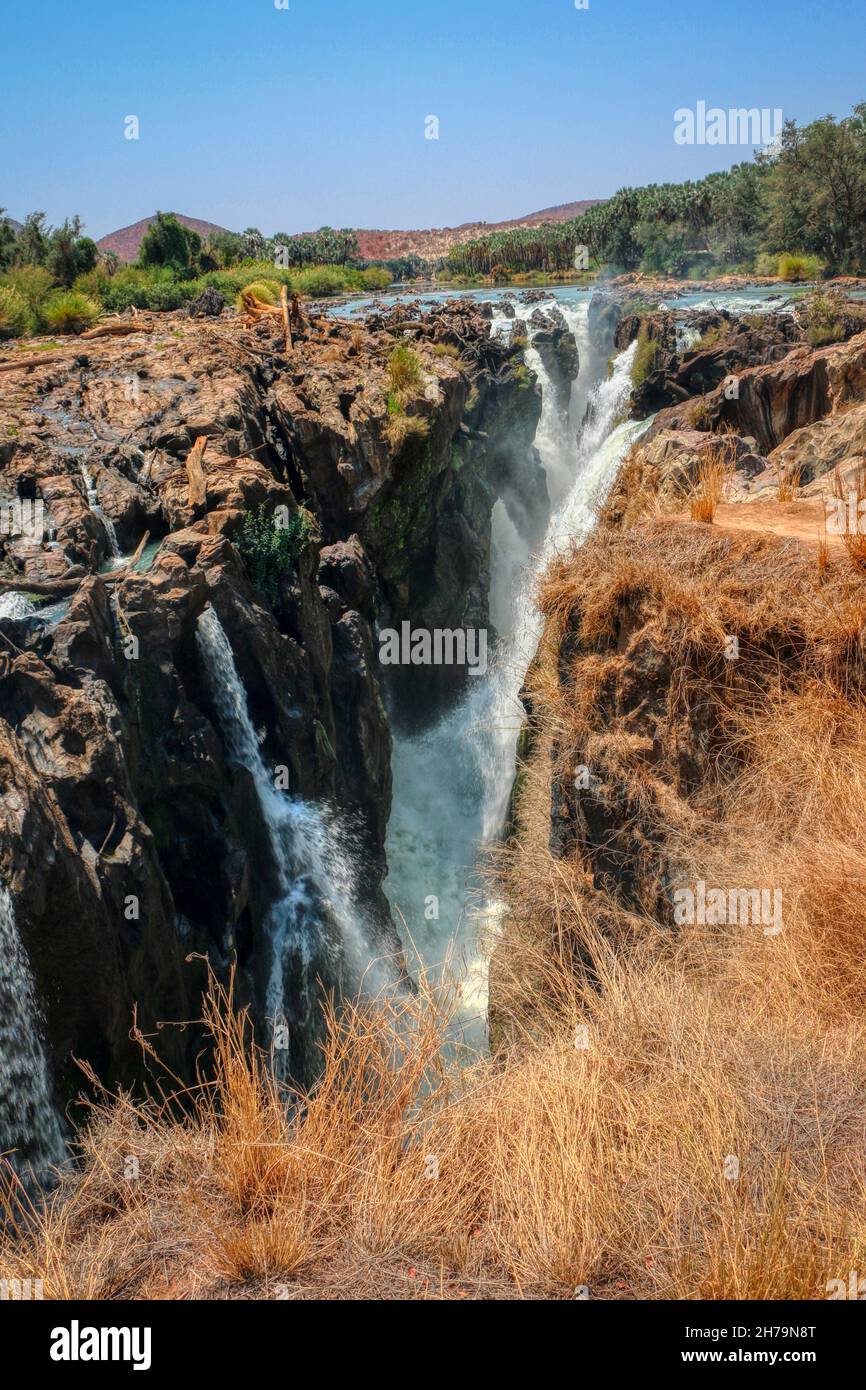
185;436;208;509
280;285;292;353
0;531;152;599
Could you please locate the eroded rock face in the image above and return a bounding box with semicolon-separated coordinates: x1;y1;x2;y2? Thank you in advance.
695;330;866;453
528;306;579;417
0;300;543;1111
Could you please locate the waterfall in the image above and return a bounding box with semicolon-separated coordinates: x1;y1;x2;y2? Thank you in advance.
384;294;652;1044
478;339;650;841
0;883;65;1180
81;463;121;561
195;607;376;1072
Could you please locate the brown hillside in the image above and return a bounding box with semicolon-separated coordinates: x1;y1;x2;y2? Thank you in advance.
96;214;232;262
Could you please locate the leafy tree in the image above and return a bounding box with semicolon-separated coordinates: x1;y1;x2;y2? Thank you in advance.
138;212;202;275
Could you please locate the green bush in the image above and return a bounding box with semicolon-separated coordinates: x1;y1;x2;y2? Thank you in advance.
778;253;824;283
357;266;392;291
2;265;55;318
292;265;349;296
0;286;31;338
235;279;280;307
42;290;100;334
631;327;660;388
72;267;112;301
754;252;779;277
236;505;314;606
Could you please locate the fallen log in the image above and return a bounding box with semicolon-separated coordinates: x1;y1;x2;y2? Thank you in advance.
0;575;82;596
0;352;69;374
0;531;153;599
79;322;150;340
280;285;292;353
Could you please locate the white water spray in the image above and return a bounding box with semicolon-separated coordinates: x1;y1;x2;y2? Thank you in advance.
384;297;650;1043
0;883;65;1178
195;606;379;1067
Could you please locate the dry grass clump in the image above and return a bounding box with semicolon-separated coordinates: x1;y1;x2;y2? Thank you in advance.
777;463;802;501
689;442;731;522
833;458;866;569
383;412;430;452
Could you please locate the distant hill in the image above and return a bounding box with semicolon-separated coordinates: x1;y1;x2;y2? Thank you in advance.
96;214;232;263
352;201;605;261
95;200;605;265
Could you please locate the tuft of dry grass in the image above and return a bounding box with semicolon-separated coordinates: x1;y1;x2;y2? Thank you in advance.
777;464;802;501
383;412;430;452
689;445;728;522
833;458;866;569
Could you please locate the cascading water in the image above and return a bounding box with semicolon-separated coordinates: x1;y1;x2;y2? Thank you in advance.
195;606;379;1076
0;883;65;1180
81;462;121;561
384;295;651;1046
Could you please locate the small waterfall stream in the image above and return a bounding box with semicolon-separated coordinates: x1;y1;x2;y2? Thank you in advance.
0;884;65;1179
81;463;121;561
195;606;378;1074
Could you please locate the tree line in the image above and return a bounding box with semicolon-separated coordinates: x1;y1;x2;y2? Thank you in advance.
445;103;866;279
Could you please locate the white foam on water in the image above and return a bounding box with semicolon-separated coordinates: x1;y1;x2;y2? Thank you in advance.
384;298;651;1048
0;883;66;1180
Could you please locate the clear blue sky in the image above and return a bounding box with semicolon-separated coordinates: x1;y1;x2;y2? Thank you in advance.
2;0;863;239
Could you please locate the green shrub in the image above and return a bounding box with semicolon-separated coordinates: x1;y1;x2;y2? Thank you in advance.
778;253;824;283
357;266;392;291
2;265;55;317
388;344;423;394
631;327;660;388
754;252;779;277
42;290;100;334
235;279;280;308
292;265;349;297
0;286;31;338
240;262;293;288
236;505;314;606
72;267;112;301
433;342;460;358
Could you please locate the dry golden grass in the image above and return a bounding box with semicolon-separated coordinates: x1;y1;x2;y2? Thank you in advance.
4;517;866;1301
777;464;802;502
688;445;729;523
833;458;866;569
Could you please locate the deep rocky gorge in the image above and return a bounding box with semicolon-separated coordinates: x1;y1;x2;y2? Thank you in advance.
0;297;580;1136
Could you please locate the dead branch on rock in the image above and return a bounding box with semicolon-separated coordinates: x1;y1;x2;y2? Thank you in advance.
186;437;208;509
0;531;152;599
